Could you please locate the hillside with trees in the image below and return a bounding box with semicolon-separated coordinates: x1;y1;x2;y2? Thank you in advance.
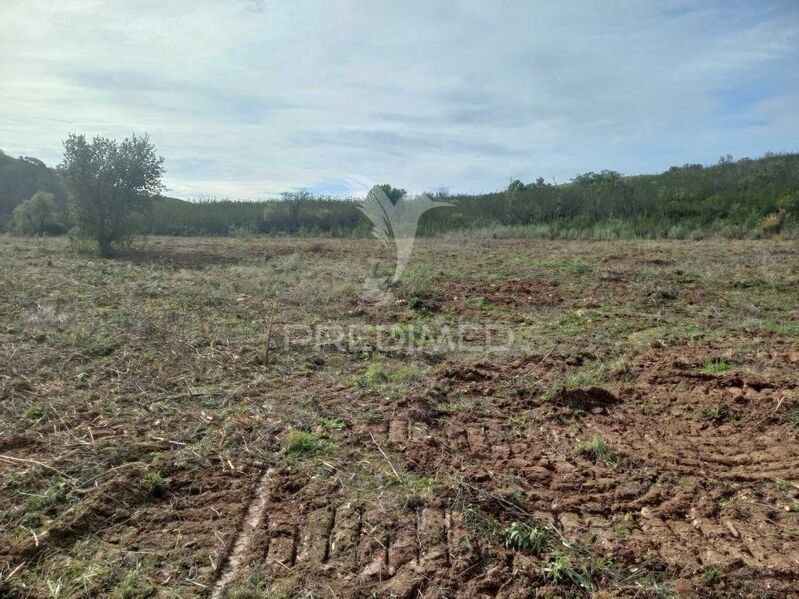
0;150;68;231
1;145;797;242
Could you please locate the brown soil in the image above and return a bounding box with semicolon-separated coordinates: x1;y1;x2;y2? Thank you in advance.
2;237;798;598
185;345;799;598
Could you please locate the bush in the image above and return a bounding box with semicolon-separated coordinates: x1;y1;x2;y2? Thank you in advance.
10;191;66;235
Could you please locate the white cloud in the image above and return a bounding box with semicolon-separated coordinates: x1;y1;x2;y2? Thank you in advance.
1;0;797;198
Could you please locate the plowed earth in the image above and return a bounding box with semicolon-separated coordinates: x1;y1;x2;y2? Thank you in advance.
1;236;798;598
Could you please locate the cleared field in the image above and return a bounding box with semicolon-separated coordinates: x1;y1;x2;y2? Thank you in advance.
1;235;798;598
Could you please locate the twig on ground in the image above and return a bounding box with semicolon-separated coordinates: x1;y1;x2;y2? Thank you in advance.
0;454;75;483
369;432;401;480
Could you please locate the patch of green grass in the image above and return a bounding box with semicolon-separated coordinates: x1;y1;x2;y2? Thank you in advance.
778;409;799;429
565;372;599;388
504;521;551;555
700;358;731;373
284;430;323;458
320;418;346;431
577;435;613;463
616;524;631;539
26;407;46;420
542;259;593;274
356;362;390;387
390;473;437;494
703;565;720;586
26;480;73;518
461;504;502;542
356;361;423;388
225;572;272;599
142;471;166;499
537;385;560;403
558;313;588;335
111;568;155;599
776;479;793;491
388;322;432;344
395;267;437;303
475;296;498;311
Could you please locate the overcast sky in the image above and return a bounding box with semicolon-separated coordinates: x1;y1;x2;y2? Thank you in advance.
1;1;798;199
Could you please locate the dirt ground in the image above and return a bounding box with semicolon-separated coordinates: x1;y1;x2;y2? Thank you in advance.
1;235;798;598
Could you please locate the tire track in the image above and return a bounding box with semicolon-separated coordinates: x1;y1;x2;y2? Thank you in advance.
210;469;272;599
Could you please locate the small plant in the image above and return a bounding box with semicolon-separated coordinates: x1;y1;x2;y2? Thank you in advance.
703;565;720;586
700;404;736;422
395;473;437;494
616;524;631;539
776;479;792;491
461;504;502;542
26;407;46;420
577;435;613;462
700;358;730;373
142;471;166;498
284;430;322;458
112;568;155;599
538;385;559;402
504;521;551;555
27;481;72;516
321;418;346;431
357;362;390;387
543;552;592;591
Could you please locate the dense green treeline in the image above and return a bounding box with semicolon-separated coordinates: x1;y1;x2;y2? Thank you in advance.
0;150;68;232
142;152;799;238
419;153;799;238
2;149;798;238
144;194;369;237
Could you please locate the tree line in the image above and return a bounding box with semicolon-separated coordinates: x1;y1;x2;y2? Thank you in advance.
1;136;797;253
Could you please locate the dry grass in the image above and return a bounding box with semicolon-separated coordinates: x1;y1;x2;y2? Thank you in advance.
1;235;798;596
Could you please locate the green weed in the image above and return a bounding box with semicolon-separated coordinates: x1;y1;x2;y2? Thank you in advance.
111;568;155;599
284;430;323;458
543;552;593;591
142;471;166;498
504;521;551;555
577;435;613;462
700;358;731;373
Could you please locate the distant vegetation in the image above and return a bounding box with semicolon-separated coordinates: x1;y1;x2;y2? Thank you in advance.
2;143;798;245
0;150;68;232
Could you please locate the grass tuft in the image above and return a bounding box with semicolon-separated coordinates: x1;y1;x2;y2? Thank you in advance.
577;435;613;462
284;430;323;458
700;358;731;373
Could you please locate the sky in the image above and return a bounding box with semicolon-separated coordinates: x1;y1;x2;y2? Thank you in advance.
1;0;798;200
